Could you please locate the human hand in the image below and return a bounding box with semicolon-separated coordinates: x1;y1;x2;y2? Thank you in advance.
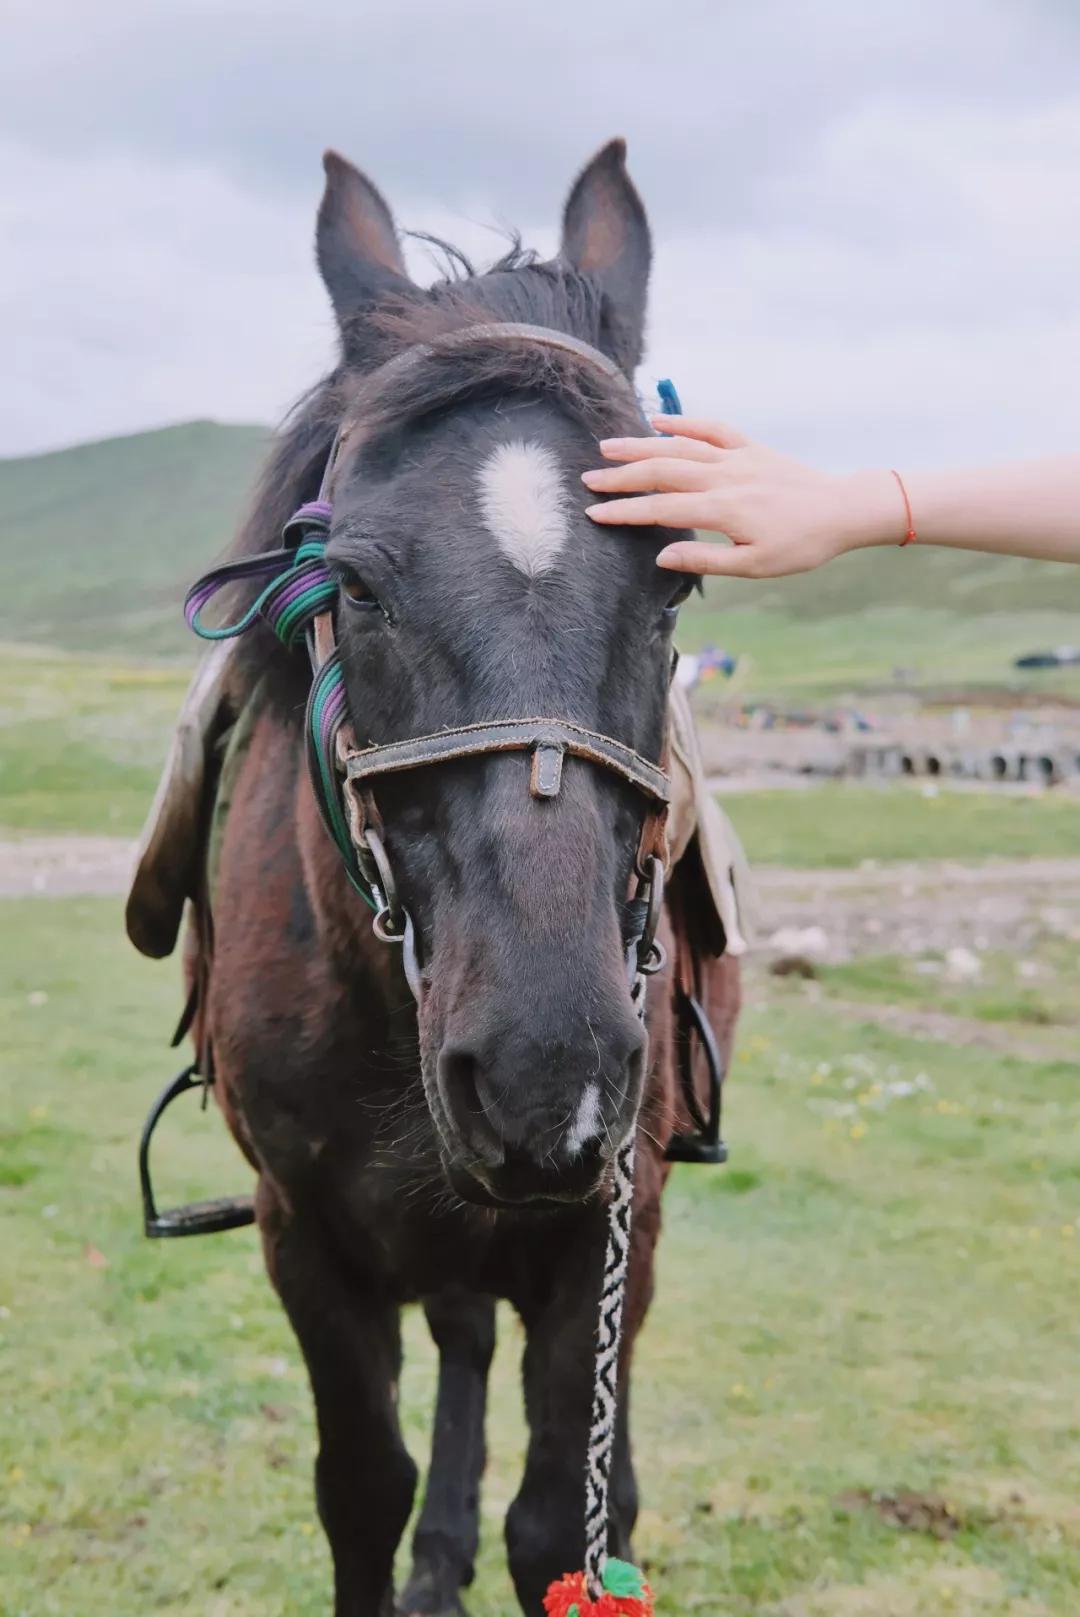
582;417;903;576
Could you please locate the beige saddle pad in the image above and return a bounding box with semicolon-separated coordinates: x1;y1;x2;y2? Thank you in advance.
125;643;235;959
666;681;753;956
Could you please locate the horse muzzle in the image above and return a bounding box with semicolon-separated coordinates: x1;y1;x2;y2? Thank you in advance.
444;1144;614;1209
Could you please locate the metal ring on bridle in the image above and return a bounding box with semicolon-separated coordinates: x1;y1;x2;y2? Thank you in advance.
372;905;408;944
359;827;405;934
637;855;664;966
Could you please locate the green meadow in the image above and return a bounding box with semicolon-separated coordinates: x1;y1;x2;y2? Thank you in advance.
2;899;1078;1615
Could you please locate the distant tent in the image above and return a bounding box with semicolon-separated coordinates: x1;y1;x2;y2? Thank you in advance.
676;644;738;690
1014;647;1080;670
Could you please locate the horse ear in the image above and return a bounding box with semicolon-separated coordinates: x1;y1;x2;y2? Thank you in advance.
316;150;410;327
560;138;651;372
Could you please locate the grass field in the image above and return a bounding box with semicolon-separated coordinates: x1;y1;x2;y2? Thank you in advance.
0;646;184;835
817;943;1080;1033
678;600;1080;705
722;785;1080;868
2;898;1078;1616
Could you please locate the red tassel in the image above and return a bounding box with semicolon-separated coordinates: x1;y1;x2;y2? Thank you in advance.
543;1562;654;1617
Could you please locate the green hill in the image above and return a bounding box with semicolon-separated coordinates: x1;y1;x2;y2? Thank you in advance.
708;533;1080;620
2;421;1078;690
0;421;268;656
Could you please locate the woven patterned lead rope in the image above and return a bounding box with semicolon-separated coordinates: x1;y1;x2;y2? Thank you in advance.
578;382;683;1600
554;381;681;1612
583;1137;637;1598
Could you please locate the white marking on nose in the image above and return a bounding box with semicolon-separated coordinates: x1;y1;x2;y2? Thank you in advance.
567;1081;602;1157
476;439;570;578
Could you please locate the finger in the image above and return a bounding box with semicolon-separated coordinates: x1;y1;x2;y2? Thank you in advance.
598;433;726;465
585;493;709;528
649;416;751;450
656;541;757;577
581;458;714;495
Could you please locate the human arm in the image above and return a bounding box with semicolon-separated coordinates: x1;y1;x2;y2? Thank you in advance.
581;417;1080;576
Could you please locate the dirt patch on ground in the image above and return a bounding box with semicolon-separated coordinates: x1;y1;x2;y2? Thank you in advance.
0;834;135;897
834;1488;964;1539
804;994;1076;1063
752;858;1080;963
749;858;1080;1060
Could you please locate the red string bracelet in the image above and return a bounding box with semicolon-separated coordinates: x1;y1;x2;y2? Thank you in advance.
891;469;916;545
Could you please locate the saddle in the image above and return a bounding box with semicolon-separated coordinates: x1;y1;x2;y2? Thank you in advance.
127;648;753;1233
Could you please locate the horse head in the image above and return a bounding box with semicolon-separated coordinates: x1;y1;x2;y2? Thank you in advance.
308;141;692;1206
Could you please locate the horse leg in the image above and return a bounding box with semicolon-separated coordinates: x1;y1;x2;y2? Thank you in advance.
398;1288;497;1617
262;1194;418;1617
504;1245;642;1613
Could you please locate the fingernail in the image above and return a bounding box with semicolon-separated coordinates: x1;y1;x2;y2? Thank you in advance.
585;504;606;519
655;547;679;566
581;471;603;487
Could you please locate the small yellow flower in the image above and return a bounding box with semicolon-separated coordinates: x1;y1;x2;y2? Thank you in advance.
851;1122;868;1140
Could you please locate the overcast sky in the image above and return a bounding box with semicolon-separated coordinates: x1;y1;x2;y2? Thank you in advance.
3;0;1079;469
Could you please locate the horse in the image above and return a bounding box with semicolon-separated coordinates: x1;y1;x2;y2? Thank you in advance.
130;138;743;1617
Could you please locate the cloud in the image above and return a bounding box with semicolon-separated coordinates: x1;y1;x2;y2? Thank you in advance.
4;0;1078;224
3;1;1079;465
645;98;1080;467
1;144;333;452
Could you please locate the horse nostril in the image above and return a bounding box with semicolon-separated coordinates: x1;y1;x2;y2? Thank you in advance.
569;1131;607;1165
436;1044;503;1167
440;1045;481;1114
626;1038;646;1100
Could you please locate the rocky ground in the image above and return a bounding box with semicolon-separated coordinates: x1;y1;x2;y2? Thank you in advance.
752;855;1080;963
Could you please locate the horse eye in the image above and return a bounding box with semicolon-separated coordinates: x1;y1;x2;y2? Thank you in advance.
337;569;379;610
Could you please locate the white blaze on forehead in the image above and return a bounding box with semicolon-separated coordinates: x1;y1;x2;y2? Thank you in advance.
476;439;570;578
567;1081;603;1157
